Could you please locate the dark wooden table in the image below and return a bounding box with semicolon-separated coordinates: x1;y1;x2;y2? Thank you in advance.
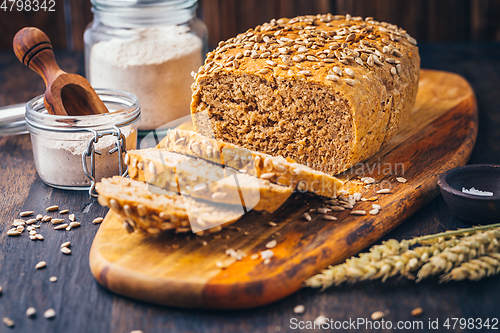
0;44;499;333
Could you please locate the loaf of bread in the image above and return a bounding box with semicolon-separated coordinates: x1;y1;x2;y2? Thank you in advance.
190;14;420;175
125;148;292;213
157;128;343;198
96;176;243;235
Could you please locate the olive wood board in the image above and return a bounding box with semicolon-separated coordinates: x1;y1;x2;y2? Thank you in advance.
89;69;478;309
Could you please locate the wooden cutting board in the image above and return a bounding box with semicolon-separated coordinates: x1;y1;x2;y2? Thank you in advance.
89;69;477;309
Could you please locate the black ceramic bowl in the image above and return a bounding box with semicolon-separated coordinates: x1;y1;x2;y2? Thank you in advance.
438;164;500;223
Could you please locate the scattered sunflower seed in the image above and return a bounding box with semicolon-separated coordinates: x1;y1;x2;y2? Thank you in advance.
35;261;46;269
61;247;71;255
322;215;337;221
215;261;229;269
293;305;305;314
12;220;25;227
369;209;380;215
50;276;58;283
264;258;271;265
26;307;36;317
303;212;312;221
54;224;69;230
59;209;69;214
317;207;331;214
93;217;104;224
41;216;52;222
2;317;14;327
361;177;375;184
268;221;278;227
266;240;277;249
61;241;71;248
411;307;423;317
69;214;75;222
43;309;56;319
20;211;34;217
69;222;81;228
251;254;259;260
7;229;21;236
51;218;65;225
26;219;37;225
376;189;391;194
396;177;407;183
45;205;59;212
36;234;44;240
351;210;366;215
260;249;274;260
0;286;2;294
371;311;385;320
36;214;43;220
315;315;326;326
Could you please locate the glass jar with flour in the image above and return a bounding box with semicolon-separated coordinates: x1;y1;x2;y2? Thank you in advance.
84;0;207;131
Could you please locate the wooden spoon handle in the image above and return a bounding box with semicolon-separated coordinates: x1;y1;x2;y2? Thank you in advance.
13;27;64;87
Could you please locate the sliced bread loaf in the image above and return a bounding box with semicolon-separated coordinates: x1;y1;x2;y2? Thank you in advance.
125;148;292;213
157;128;343;198
96;176;244;235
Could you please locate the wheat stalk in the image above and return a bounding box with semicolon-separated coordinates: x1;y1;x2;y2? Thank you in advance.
305;224;500;289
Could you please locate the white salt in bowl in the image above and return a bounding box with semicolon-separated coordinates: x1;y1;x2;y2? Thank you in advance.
25;89;140;194
438;164;500;223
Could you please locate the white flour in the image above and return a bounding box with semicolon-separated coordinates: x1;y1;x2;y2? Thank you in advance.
89;26;202;130
34;131;136;187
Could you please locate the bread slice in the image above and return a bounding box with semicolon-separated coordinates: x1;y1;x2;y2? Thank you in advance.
125;148;292;213
190;14;420;175
157;128;343;198
96;176;244;235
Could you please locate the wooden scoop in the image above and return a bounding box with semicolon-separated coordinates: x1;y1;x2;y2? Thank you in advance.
13;27;108;116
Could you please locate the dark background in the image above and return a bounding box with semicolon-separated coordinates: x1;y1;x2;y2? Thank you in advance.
1;0;500;51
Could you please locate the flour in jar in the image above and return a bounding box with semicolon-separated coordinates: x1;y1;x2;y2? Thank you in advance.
34;131;136;187
89;26;203;130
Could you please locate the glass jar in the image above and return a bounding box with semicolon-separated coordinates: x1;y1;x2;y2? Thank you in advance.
26;89;140;195
84;0;207;131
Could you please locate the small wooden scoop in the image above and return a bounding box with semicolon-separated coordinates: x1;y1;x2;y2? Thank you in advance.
13;27;108;116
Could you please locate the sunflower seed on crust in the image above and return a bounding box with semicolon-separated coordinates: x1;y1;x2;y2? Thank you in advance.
45;205;59;211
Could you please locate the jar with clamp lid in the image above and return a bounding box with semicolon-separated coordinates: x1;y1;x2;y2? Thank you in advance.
26;89;140;196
